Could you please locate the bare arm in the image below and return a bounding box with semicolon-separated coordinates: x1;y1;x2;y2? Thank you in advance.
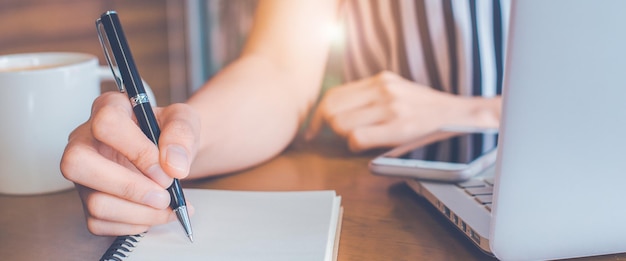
60;0;339;236
306;71;501;152
186;0;339;178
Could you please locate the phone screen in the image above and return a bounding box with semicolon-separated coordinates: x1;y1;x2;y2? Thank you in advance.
397;132;498;164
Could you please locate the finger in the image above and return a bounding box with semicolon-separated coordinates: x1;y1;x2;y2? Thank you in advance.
326;103;395;137
78;186;175;226
305;78;382;140
347;122;428;152
156;104;201;179
62;136;171;209
85;217;151;236
320;80;385;116
84;203;195;236
90;92;172;188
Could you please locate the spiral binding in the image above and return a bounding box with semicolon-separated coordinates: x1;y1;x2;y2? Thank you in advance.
100;233;145;261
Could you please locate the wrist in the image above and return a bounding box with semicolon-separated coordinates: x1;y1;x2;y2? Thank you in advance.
463;96;502;128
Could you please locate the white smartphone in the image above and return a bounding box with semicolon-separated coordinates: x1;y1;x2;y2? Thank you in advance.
369;128;498;182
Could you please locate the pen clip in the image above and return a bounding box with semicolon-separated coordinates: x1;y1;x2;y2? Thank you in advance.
96;18;125;93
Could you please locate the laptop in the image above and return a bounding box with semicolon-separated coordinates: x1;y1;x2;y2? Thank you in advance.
404;0;626;260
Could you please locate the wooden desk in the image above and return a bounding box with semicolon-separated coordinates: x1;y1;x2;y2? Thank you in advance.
1;138;624;260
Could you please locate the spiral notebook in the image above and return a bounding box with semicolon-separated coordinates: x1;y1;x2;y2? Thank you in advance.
100;189;342;261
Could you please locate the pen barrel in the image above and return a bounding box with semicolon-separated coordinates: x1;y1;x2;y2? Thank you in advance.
168;178;187;209
133;102;160;144
98;11;147;97
98;10;192;240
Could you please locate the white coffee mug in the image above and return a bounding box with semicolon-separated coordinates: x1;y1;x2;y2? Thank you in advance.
0;52;155;195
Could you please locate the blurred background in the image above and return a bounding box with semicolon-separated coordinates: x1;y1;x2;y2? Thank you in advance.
0;0;343;107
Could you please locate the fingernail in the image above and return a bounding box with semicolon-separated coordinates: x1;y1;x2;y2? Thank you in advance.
166;145;189;174
143;190;170;209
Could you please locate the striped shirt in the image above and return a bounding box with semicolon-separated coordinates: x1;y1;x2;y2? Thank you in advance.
340;0;510;97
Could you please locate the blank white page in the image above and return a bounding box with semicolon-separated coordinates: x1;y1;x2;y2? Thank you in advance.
113;189;342;261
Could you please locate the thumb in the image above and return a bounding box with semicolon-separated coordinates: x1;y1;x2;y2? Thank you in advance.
157;103;201;179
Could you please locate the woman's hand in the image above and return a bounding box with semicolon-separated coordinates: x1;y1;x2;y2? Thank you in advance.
60;92;200;236
305;71;501;152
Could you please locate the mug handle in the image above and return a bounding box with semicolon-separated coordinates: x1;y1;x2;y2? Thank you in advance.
97;66;158;106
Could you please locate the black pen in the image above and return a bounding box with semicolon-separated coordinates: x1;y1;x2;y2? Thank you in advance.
96;10;193;242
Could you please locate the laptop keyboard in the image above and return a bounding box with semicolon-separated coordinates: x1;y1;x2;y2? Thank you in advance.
457;178;494;212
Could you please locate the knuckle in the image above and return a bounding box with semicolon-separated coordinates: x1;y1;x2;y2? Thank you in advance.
372;71;403;98
60;144;87;181
91;104;127;141
379;70;394;78
119;179;141;201
67;121;90;142
374;70;396;84
84;193;109;220
95;92;123;104
66;129;82;145
86;218;106;236
90;94;109;111
91;92;121;113
127;143;158;170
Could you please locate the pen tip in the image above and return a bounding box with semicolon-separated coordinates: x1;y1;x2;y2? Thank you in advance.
188;234;194;243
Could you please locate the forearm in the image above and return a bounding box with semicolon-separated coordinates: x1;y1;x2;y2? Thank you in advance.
185;55;317;178
182;0;337;178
